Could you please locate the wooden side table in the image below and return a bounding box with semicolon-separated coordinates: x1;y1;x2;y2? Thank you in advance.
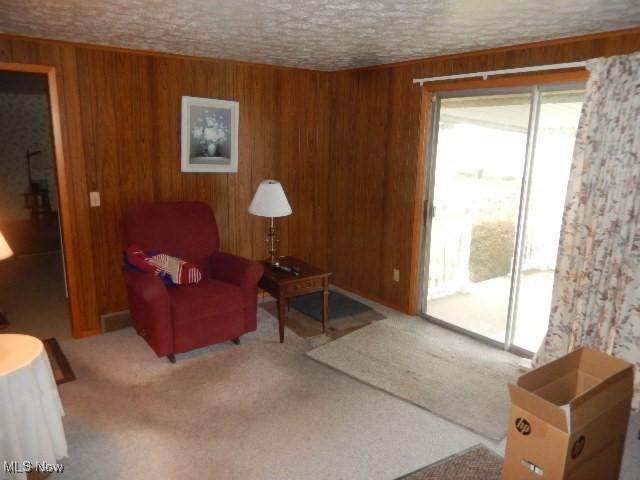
258;256;332;343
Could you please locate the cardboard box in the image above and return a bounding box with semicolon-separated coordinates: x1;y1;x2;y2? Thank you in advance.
502;347;634;480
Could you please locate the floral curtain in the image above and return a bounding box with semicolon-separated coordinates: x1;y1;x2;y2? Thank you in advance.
533;52;640;408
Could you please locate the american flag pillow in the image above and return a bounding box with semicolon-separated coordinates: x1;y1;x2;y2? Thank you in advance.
125;245;202;285
147;253;202;285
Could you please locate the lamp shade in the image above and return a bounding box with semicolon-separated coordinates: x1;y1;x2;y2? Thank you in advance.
248;180;292;218
0;229;13;261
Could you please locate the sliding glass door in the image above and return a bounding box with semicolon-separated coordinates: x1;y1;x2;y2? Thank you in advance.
420;83;584;355
509;89;584;352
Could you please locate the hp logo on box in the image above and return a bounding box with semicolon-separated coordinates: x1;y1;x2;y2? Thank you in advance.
515;417;532;435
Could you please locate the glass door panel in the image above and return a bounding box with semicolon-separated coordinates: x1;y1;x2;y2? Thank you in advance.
424;92;533;343
512;90;584;352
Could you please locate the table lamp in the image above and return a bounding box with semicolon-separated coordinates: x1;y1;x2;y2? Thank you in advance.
249;180;292;265
0;228;13;329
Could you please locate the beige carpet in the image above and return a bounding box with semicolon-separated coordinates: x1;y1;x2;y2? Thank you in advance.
55;307;492;480
306;317;521;440
50;293;640;480
397;444;502;479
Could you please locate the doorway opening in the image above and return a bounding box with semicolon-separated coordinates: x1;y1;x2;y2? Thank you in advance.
0;70;71;340
420;79;585;357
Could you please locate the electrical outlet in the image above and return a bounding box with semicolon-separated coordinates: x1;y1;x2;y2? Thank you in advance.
89;191;101;207
393;269;400;282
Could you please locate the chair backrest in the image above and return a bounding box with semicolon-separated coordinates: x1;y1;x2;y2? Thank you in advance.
122;202;220;274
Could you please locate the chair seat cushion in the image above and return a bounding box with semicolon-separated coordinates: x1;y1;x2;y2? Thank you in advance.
168;279;243;323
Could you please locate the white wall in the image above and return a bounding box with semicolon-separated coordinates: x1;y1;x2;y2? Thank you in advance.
0;71;58;222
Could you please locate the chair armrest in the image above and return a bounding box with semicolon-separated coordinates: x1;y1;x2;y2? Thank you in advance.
210;252;263;334
123;270;170;304
209;252;264;290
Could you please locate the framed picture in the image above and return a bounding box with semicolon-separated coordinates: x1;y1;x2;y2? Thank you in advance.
181;96;239;173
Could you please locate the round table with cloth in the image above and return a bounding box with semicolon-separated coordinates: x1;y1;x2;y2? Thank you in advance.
0;334;68;479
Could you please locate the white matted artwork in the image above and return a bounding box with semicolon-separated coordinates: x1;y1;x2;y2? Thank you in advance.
181;96;239;173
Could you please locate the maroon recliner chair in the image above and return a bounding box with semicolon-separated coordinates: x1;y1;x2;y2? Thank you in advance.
121;201;263;363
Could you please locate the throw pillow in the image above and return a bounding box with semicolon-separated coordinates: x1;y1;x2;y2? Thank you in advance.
124;245;202;285
147;253;202;285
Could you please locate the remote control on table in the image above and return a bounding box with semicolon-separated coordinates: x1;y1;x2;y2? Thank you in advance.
273;264;302;276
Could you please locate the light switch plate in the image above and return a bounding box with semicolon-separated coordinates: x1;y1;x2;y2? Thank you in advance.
89;191;101;207
393;269;400;282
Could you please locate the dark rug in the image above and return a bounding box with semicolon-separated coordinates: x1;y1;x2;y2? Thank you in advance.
43;338;76;385
397;445;503;480
290;290;379;321
260;290;385;340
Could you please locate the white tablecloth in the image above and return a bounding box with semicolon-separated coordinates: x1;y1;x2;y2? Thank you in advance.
0;334;68;479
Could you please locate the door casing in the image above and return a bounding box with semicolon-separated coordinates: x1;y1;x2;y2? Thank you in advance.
0;62;80;337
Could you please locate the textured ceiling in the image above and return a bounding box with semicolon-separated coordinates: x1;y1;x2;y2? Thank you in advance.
0;0;639;70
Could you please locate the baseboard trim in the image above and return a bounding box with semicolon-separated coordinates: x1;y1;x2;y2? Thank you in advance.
100;310;132;333
331;283;410;315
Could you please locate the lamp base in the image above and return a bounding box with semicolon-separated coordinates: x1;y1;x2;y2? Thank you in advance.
266;217;279;265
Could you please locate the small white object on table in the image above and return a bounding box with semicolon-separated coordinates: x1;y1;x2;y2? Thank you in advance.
0;334;68;479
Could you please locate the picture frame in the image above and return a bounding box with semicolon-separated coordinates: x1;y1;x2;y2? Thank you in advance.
181;96;239;173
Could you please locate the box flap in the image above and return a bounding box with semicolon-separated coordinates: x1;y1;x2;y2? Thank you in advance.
569;368;634;431
509;383;568;432
574;347;633;379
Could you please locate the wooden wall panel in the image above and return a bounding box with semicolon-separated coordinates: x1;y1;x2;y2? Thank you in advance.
274;69;330;270
0;34;331;335
329;70;391;299
328;28;640;313
2;27;639;336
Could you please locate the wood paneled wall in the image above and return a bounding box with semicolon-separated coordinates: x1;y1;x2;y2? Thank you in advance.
2;28;639;335
328;28;640;313
0;35;330;335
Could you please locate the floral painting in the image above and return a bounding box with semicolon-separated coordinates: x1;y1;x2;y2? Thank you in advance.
181;96;239;172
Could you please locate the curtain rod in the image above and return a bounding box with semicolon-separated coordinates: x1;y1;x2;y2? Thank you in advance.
412;61;587;86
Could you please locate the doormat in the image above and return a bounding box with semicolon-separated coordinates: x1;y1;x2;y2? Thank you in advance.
396;444;502;479
290;290;377;321
260;290;385;340
43;337;76;385
307;318;521;440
